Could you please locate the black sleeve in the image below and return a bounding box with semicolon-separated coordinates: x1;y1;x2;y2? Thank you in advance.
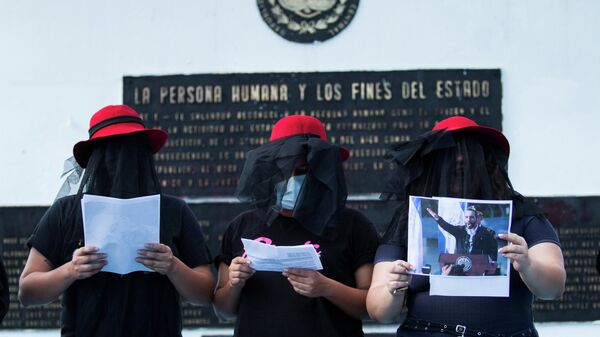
27;201;65;268
0;259;8;323
521;215;560;248
436;216;462;238
374;244;406;264
349;210;379;270
176;202;211;268
215;216;240;267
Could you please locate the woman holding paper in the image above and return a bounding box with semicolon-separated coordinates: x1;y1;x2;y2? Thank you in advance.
366;116;565;337
214;115;379;337
19;105;214;337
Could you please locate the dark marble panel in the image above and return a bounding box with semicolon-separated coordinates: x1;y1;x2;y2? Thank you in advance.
0;196;598;329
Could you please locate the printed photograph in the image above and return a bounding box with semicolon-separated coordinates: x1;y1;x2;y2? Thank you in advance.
407;196;513;277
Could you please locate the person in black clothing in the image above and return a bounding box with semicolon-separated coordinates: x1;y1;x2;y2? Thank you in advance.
367;116;565;337
426;207;498;262
214;115;379;337
18;105;213;337
0;258;8;323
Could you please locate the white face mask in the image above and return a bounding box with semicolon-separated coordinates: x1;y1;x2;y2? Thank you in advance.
276;174;306;210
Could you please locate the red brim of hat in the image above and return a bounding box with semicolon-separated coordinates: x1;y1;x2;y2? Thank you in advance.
73;128;168;168
452;126;510;156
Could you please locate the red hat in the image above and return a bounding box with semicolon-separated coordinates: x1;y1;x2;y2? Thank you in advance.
432;116;510;155
270;115;349;161
73;105;168;167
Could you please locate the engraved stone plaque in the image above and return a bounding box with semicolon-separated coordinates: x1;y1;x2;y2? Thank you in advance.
123;70;502;198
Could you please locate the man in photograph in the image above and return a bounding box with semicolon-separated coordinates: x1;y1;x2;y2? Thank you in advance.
427;206;498;262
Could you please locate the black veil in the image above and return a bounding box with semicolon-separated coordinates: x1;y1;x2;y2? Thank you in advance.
236;134;347;239
77;133;161;199
56;133;162;226
380;130;543;246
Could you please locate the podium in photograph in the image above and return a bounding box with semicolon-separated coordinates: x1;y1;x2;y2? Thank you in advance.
438;253;497;276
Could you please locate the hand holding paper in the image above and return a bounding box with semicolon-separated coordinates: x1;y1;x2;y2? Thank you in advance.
498;233;530;272
283;268;329;298
228;257;255;289
69;246;107;280
386;260;413;295
136;243;176;275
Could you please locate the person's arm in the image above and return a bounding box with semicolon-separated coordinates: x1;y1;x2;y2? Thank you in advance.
213;257;255;319
499;233;565;299
168;262;213;305
366;260;412;323
19;247;107;306
136;243;213;305
426;208;461;237
284;263;373;319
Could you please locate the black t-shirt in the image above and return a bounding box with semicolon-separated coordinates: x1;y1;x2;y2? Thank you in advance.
0;258;8;324
218;208;379;337
28;194;211;337
375;215;560;336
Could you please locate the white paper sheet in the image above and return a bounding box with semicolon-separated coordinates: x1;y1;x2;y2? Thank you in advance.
82;194;160;275
407;195;513;297
430;275;510;297
241;238;323;272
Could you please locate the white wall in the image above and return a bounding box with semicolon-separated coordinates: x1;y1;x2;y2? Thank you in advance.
1;0;598;206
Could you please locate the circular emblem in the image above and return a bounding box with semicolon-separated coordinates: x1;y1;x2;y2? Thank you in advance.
455;256;473;273
257;0;360;43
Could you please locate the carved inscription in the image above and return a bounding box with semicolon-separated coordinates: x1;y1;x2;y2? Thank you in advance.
123;70;503;197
